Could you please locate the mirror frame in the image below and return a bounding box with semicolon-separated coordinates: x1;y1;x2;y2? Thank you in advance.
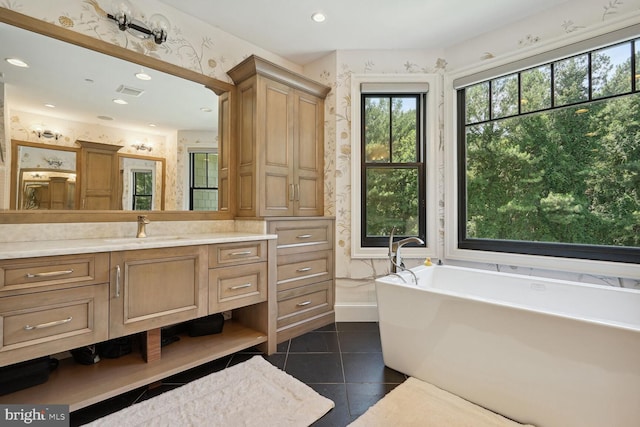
0;8;235;223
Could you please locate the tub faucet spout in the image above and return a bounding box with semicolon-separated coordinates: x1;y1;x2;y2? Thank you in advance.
388;227;424;274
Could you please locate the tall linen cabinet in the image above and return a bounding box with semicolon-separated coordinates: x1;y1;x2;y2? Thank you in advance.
228;56;335;342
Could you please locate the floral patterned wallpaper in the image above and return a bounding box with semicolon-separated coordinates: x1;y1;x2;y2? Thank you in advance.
2;0;639;315
302;0;640;313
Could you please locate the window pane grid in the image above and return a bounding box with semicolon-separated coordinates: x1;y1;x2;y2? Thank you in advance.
465;39;638;126
361;92;426;247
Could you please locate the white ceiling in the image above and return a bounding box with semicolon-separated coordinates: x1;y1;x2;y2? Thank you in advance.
160;0;575;64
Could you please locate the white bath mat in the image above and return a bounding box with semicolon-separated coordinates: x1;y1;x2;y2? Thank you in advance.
84;355;334;427
349;377;535;427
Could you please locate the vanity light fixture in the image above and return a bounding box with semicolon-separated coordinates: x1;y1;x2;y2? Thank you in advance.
5;57;29;68
132;142;153;152
107;0;170;45
311;12;326;23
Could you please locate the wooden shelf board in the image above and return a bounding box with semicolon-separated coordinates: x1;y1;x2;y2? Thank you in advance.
0;321;266;411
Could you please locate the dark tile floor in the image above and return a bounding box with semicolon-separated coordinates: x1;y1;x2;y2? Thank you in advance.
71;322;407;426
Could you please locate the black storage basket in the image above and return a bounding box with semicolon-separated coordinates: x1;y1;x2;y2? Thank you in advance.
0;356;58;396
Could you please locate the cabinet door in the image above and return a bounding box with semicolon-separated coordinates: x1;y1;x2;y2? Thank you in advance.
294;92;324;216
260;78;295;216
109;246;207;338
78;141;121;210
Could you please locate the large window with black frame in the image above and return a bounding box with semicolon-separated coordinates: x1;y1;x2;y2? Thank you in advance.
361;92;427;247
458;37;640;263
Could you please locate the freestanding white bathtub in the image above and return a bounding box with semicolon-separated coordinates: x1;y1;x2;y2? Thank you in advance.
375;264;640;427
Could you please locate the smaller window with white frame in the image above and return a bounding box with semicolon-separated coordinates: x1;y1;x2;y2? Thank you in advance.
350;75;439;260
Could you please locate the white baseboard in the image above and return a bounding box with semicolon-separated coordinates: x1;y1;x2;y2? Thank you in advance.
335;304;379;322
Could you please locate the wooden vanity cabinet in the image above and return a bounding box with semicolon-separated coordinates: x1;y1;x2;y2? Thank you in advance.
0;239;274;410
0;253;109;366
109;246;208;338
228;55;330;217
208;241;268;312
267;218;335;342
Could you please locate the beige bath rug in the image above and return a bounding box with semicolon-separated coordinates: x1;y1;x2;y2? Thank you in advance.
84;355;334;426
349;377;535;427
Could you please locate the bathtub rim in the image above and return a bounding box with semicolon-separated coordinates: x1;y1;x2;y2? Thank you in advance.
375;264;640;333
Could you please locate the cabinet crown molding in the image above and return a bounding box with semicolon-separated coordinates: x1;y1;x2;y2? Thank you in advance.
228;55;330;99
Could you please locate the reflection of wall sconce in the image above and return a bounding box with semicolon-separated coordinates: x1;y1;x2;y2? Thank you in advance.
43;157;65;168
132;142;153;152
34;130;62;140
107;0;170;44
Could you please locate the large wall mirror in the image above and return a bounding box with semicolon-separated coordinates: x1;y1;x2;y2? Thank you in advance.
0;9;233;222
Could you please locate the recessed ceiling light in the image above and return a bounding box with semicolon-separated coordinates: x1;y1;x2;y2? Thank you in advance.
113;98;128;105
85;78;94;83
311;12;326;23
136;70;152;81
149;123;157;127
5;58;29;68
200;107;213;112
44;103;56;108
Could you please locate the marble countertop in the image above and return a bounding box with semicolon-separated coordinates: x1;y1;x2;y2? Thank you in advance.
0;232;278;260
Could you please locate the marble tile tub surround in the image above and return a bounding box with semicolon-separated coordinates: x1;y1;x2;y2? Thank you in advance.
0;219;268;244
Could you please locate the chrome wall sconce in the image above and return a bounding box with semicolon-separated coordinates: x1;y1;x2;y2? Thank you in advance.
107;0;170;45
132;142;153;152
33;129;62;140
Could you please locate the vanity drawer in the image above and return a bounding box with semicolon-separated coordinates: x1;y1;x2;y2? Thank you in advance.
0;253;109;296
209;262;267;312
276;280;333;329
277;250;333;292
208;241;267;268
268;219;333;255
0;284;109;366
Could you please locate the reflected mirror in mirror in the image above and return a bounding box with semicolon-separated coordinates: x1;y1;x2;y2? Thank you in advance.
10;140;79;210
0;20;219;212
118;154;166;211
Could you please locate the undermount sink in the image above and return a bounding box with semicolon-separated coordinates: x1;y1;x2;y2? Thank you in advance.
103;236;185;243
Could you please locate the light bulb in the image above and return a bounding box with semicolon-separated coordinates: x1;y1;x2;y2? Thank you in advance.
149;13;170;44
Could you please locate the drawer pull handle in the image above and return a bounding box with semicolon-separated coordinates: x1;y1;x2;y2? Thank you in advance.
231;283;252;290
296;267;312;272
296;301;312;307
116;265;121;298
26;269;74;278
230;251;252;256
296;234;312;239
24;316;73;331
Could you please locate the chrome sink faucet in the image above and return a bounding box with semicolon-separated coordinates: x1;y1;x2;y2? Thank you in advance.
388;227;424;273
136;215;150;238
